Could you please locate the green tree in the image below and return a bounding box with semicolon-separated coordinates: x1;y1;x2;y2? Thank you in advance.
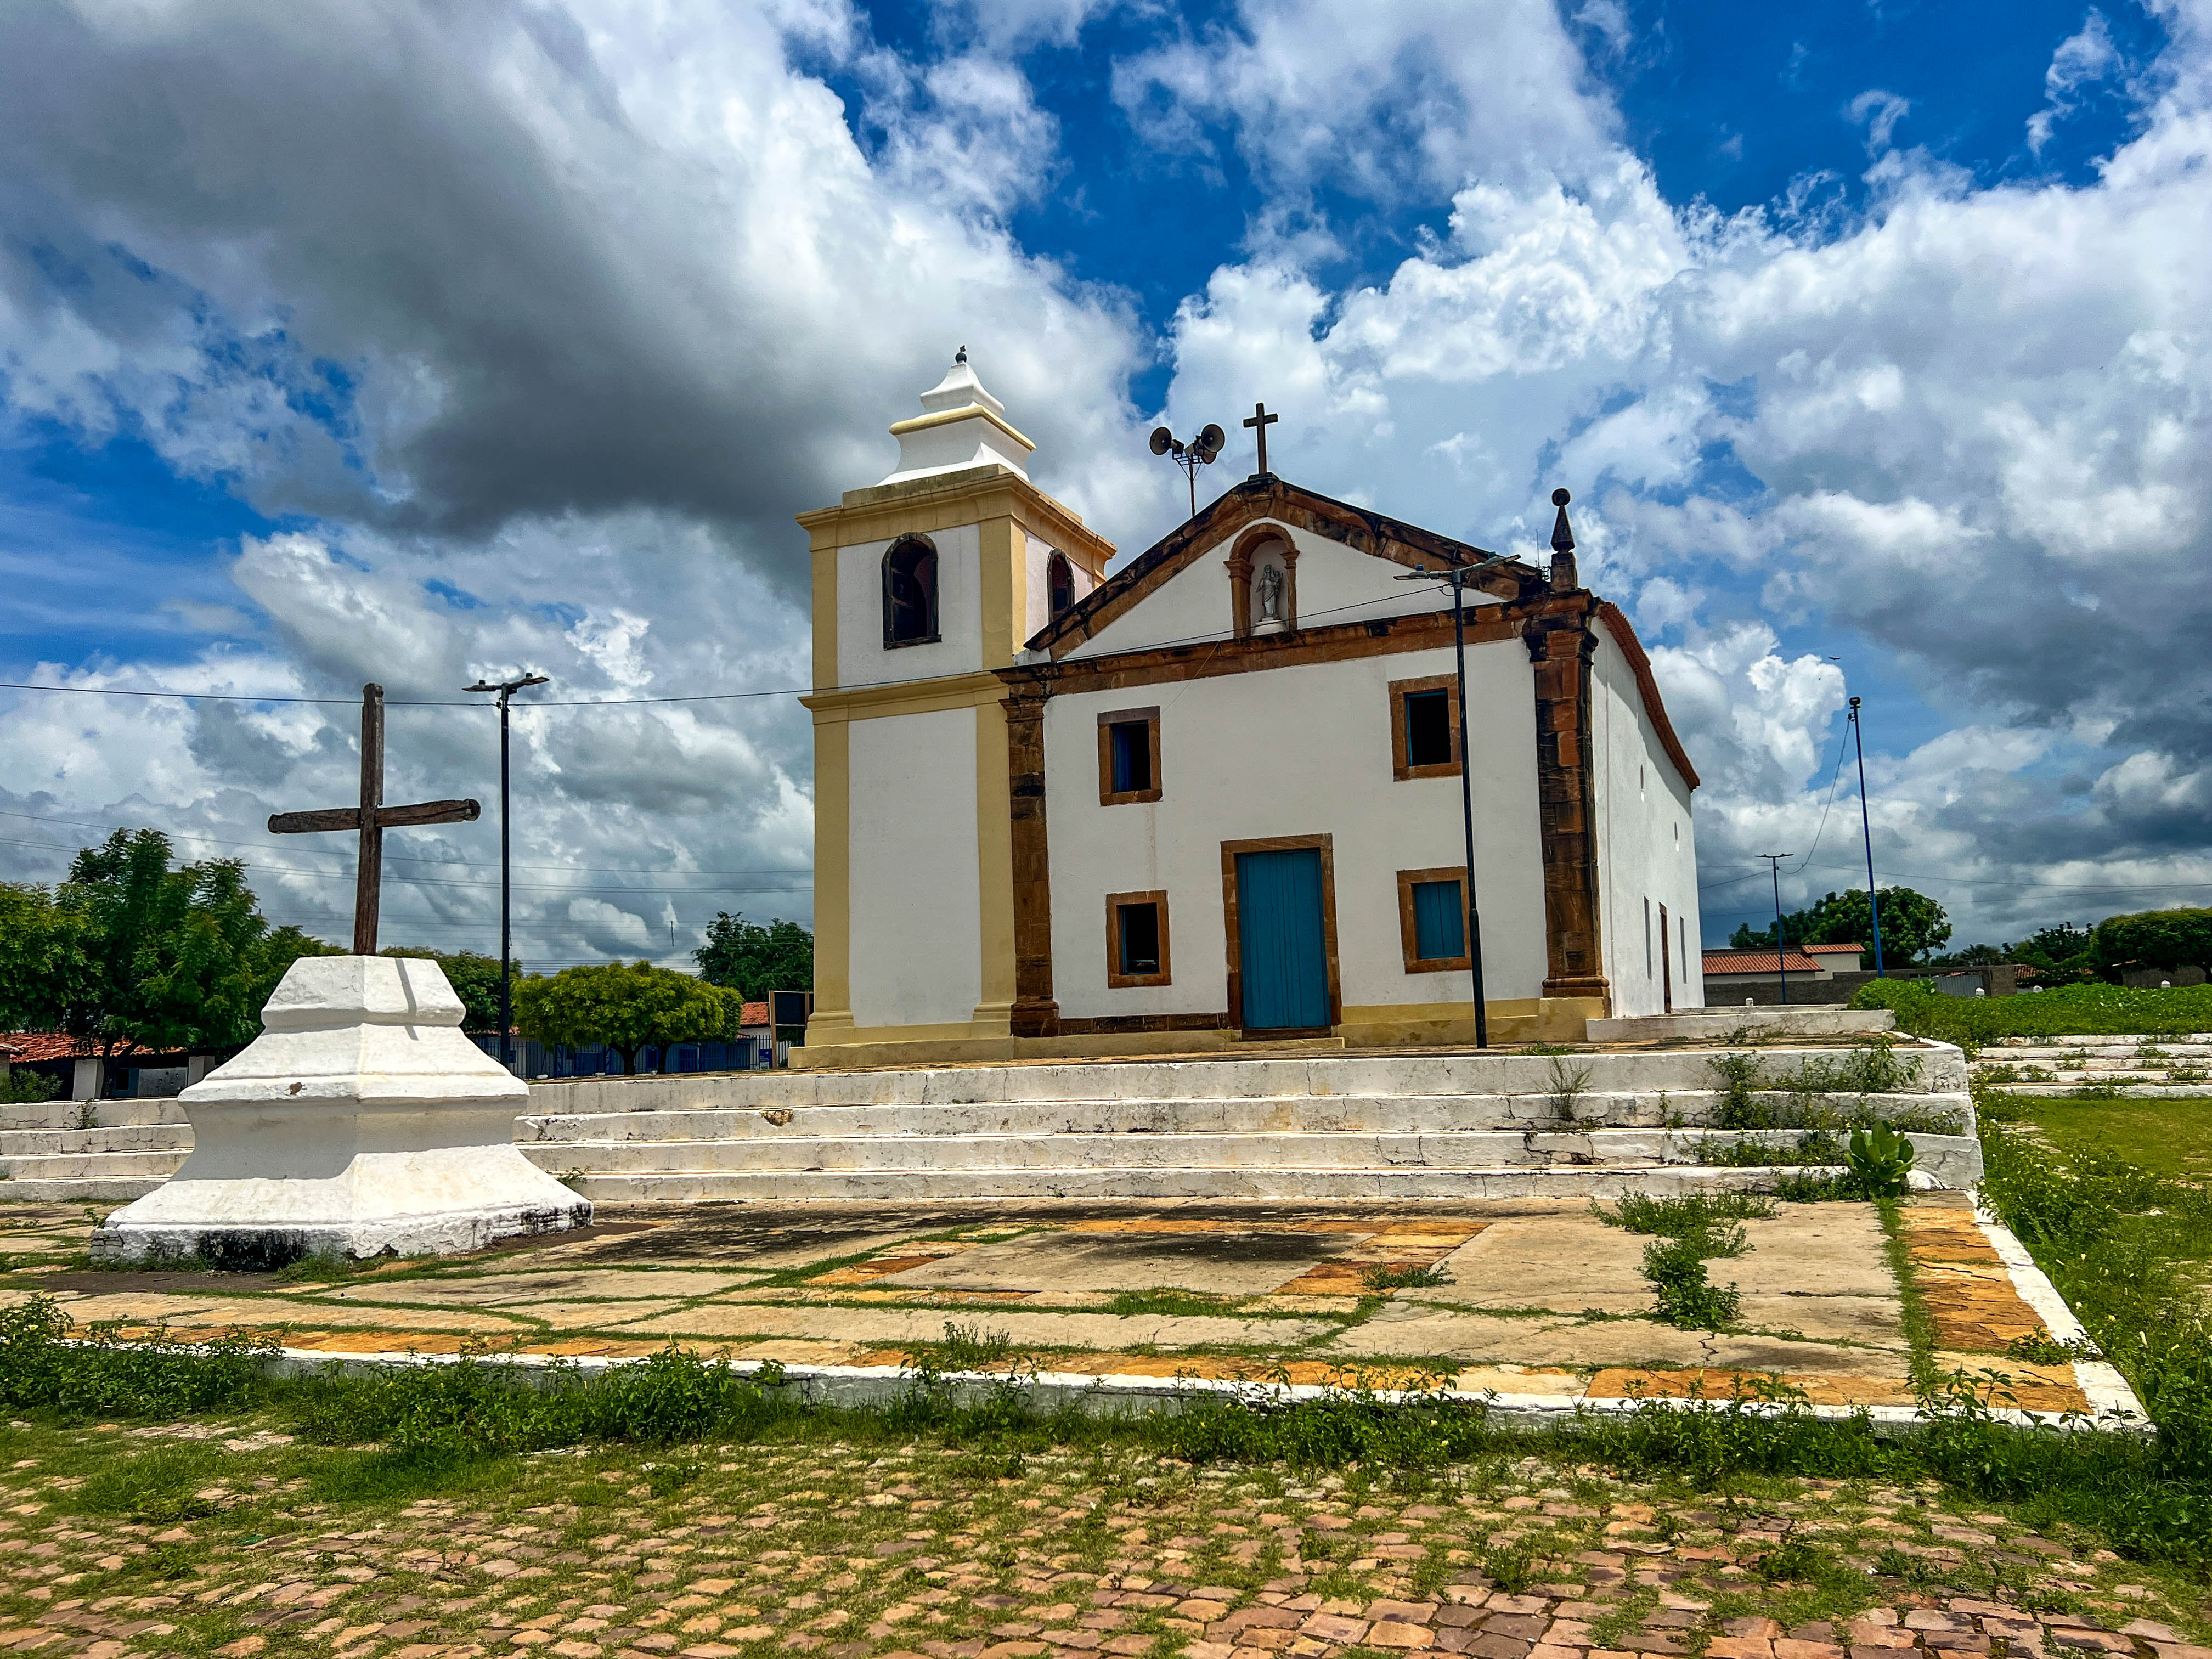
693;912;813;1002
1728;885;1951;964
2093;907;2212;980
0;882;102;1037
2007;922;2098;986
0;832;340;1058
512;961;741;1075
380;948;519;1034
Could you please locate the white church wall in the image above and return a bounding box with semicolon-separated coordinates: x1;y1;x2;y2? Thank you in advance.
1043;642;1548;1024
835;523;984;688
1591;633;1702;1018
1022;531;1096;644
848;707;983;1028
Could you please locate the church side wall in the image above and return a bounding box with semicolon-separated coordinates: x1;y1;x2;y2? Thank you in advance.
1590;634;1702;1018
847;707;984;1029
837;523;984;684
1041;641;1549;1027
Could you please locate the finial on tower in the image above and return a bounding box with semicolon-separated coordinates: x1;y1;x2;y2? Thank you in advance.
1549;487;1578;591
955;345;968;364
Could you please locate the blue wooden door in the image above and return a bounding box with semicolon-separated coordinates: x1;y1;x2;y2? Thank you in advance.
1235;849;1330;1029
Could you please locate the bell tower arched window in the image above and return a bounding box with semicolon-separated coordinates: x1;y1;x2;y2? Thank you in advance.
1047;553;1075;619
882;537;939;647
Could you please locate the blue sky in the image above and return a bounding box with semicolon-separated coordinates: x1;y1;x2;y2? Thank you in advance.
2;0;2208;962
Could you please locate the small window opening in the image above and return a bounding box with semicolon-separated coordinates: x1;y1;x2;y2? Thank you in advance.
883;537;939;646
1644;896;1653;978
1118;902;1161;976
1411;880;1465;962
1640;763;1647;797
1048;553;1074;619
1404;689;1454;769
1109;721;1153;793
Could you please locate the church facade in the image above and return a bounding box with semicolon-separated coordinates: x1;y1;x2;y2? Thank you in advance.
797;357;1702;1068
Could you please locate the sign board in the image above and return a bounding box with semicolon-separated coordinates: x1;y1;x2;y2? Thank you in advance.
770;990;812;1029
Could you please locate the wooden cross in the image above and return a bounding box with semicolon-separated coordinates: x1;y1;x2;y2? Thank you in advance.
1243;402;1279;475
267;683;481;955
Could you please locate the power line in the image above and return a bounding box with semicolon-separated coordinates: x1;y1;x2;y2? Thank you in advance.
0;584;1476;714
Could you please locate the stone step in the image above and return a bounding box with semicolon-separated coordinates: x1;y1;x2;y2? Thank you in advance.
524;1128;1981;1188
0;1124;198;1157
0;1177;169;1203
1586;1007;1896;1042
550;1162;1899;1204
518;1090;1967;1145
0;1099;190;1132
1976;1083;2212;1098
521;1043;1966;1118
0;1150;191;1181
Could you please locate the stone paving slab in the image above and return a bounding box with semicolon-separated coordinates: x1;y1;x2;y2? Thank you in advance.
0;1193;2141;1427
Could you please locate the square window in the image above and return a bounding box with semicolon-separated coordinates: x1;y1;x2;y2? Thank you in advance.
1097;707;1163;804
1388;675;1461;781
1404;690;1453;769
1412;881;1464;960
1106;889;1172;987
1119;902;1161;975
1397;867;1470;972
1110;722;1152;793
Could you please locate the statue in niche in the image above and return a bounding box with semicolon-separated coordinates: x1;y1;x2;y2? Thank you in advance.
1255;561;1284;625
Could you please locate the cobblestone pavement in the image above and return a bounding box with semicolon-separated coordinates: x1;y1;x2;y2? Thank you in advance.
0;1196;2115;1418
0;1427;2206;1659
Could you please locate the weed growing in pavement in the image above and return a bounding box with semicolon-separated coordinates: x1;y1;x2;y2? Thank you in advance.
1845;1122;1918;1197
1480;1536;1538;1593
1707;1045;1959;1135
935;1321;1018;1372
1362;1262;1449;1292
1598;1192;1775;1233
1594;1194;1759;1330
1105;1286;1236;1317
1546;1056;1595;1119
1694;1131;1847;1167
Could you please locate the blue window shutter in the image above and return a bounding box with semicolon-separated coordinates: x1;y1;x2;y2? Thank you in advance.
1412;879;1465;960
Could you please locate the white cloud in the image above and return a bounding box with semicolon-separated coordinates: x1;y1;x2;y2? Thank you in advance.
2029;9;2123;154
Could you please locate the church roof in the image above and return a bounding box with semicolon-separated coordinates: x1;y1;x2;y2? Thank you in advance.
1700;950;1823;975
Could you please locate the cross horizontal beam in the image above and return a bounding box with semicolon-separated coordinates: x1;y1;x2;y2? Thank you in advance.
267;798;480;836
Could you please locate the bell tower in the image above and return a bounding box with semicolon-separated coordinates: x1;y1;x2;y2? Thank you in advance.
795;352;1114;1064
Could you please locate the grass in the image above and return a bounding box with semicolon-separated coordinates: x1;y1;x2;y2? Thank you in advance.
1859;978;2212;1047
1706;1045;1963;1135
1990;1093;2212;1183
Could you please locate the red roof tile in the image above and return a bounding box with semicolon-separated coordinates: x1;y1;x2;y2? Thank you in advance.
1699;950;1822;975
740;1001;770;1028
1804;943;1865;956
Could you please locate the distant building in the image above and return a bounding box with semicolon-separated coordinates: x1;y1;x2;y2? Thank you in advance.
0;1033;211;1101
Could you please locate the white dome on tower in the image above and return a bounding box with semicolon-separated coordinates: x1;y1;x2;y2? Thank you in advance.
879;349;1035;484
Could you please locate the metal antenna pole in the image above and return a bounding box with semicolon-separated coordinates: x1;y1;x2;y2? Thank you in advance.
1849;697;1885;980
466;672;549;1068
1760;853;1794;1006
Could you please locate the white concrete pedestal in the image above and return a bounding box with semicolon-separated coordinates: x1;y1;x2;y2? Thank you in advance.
91;956;589;1267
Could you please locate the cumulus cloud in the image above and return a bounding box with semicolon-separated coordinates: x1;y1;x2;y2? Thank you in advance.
6;0;2212;964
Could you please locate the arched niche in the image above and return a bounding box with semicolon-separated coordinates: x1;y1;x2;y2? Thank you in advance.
1225;526;1299;638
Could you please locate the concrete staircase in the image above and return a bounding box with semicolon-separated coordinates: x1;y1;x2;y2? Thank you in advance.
1971;1035;2212;1097
0;1098;191;1201
0;1042;1982;1207
515;1043;1980;1202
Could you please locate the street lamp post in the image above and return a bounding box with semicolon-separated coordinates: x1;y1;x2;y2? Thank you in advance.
1848;696;1886;979
464;672;549;1068
1397;550;1516;1048
1760;853;1794;1006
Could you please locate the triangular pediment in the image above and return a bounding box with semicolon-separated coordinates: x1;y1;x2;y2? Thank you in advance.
1023;476;1542;660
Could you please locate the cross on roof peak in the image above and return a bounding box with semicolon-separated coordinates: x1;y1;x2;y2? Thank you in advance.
1243;402;1279;476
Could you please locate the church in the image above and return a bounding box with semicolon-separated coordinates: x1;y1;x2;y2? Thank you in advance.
795;355;1703;1067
